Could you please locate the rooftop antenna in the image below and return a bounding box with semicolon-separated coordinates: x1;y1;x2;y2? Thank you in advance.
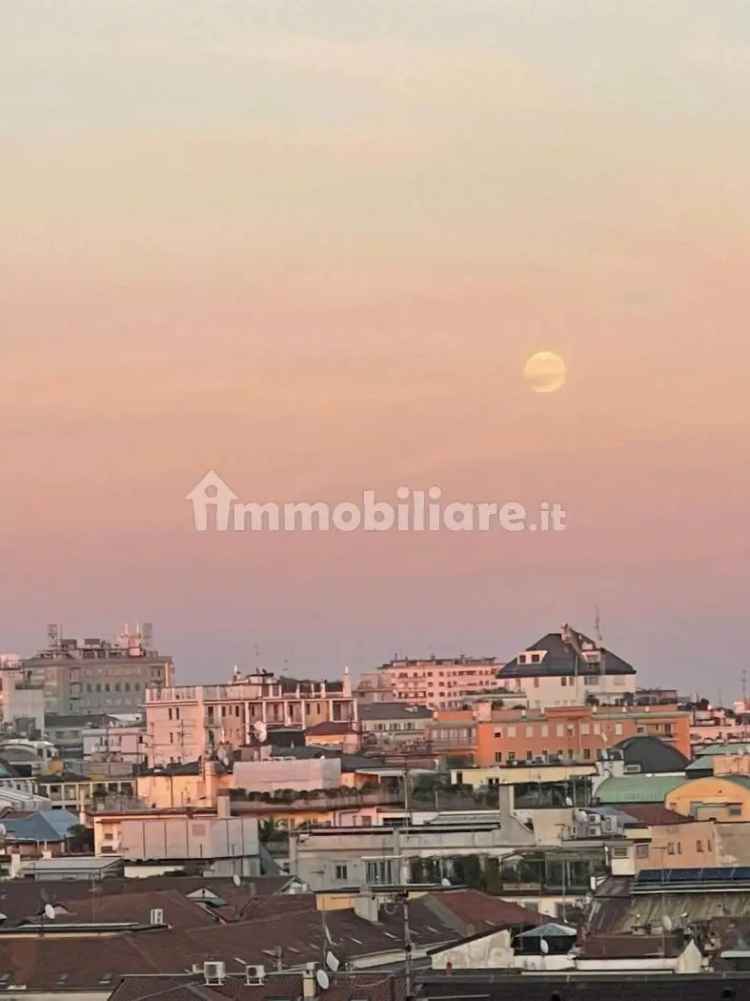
594;605;607;685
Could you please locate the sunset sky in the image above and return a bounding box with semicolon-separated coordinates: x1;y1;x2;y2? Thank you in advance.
4;2;749;697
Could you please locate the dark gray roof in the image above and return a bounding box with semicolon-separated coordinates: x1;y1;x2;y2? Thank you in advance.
612;735;689;773
358;703;433;721
499;629;636;679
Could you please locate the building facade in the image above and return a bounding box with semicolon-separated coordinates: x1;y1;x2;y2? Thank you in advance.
14;624;173;715
499;627;637;709
93;800;260;876
359;702;433;750
470;704;691;767
145;668;356;766
358;656;500;710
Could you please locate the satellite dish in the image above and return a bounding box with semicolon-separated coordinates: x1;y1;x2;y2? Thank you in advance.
441;877;451;888
0;824;6;837
663;915;673;931
44;904;56;921
575;810;589;823
316;969;330;991
565;797;573;807
325;950;340;972
540;938;549;955
254;721;268;744
232;874;242;887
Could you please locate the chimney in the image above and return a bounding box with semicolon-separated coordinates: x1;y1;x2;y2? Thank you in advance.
203;758;219;804
302;963;317;1000
353;885;379;923
496;784;514;821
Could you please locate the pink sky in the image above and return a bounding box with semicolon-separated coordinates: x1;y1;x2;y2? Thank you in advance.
3;2;749;697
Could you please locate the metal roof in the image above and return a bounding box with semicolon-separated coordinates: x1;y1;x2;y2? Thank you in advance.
595;774;686;804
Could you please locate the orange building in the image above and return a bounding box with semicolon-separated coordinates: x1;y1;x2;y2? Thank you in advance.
467;704;690;767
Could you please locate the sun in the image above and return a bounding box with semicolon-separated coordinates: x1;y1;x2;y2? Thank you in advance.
523;351;567;393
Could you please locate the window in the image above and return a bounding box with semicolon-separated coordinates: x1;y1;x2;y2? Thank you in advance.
366;860;394;884
507;726;516;738
556;724;564;737
729;805;742;817
583;748;591;760
507;751;516;763
615;723;623;735
541;725;549;738
169;733;174;744
561;676;568;687
168;708;173;721
495;751;503;763
335;864;348;881
636;844;649;859
696;840;704;853
525;726;534;737
115;683;121;692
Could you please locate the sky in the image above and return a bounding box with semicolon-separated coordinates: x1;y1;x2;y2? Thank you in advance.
3;2;749;699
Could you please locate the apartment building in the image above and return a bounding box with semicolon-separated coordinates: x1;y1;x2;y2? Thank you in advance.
145;667;356;766
499;627;636;709
13;624;173;715
358;656;500;710
359;702;433;750
472;704;691;767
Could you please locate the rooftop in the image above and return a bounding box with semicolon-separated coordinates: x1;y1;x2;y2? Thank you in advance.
595;774;686;804
359;703;434;721
612;735;689;773
500;628;636;679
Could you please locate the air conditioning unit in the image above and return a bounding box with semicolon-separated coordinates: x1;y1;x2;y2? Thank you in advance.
203;962;226;986
149;908;164;926
602;816;620;835
587;821;603;837
245;965;265;985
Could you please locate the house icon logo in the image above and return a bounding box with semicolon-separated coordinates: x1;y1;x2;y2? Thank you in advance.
186;471;239;531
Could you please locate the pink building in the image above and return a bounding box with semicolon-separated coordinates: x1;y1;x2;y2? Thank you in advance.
356;656;500;710
145;668;356;766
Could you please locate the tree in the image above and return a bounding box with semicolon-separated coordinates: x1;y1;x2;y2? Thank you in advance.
66;824;94;853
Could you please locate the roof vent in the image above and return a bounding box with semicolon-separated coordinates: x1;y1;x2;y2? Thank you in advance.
203;962;226;985
149;908;164;926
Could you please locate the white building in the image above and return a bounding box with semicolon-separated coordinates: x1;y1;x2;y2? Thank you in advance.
498;627;637;710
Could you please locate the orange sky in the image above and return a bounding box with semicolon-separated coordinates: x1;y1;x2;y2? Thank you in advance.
3;2;749;696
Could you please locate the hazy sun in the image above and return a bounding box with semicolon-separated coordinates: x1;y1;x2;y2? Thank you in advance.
523;351;567;393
